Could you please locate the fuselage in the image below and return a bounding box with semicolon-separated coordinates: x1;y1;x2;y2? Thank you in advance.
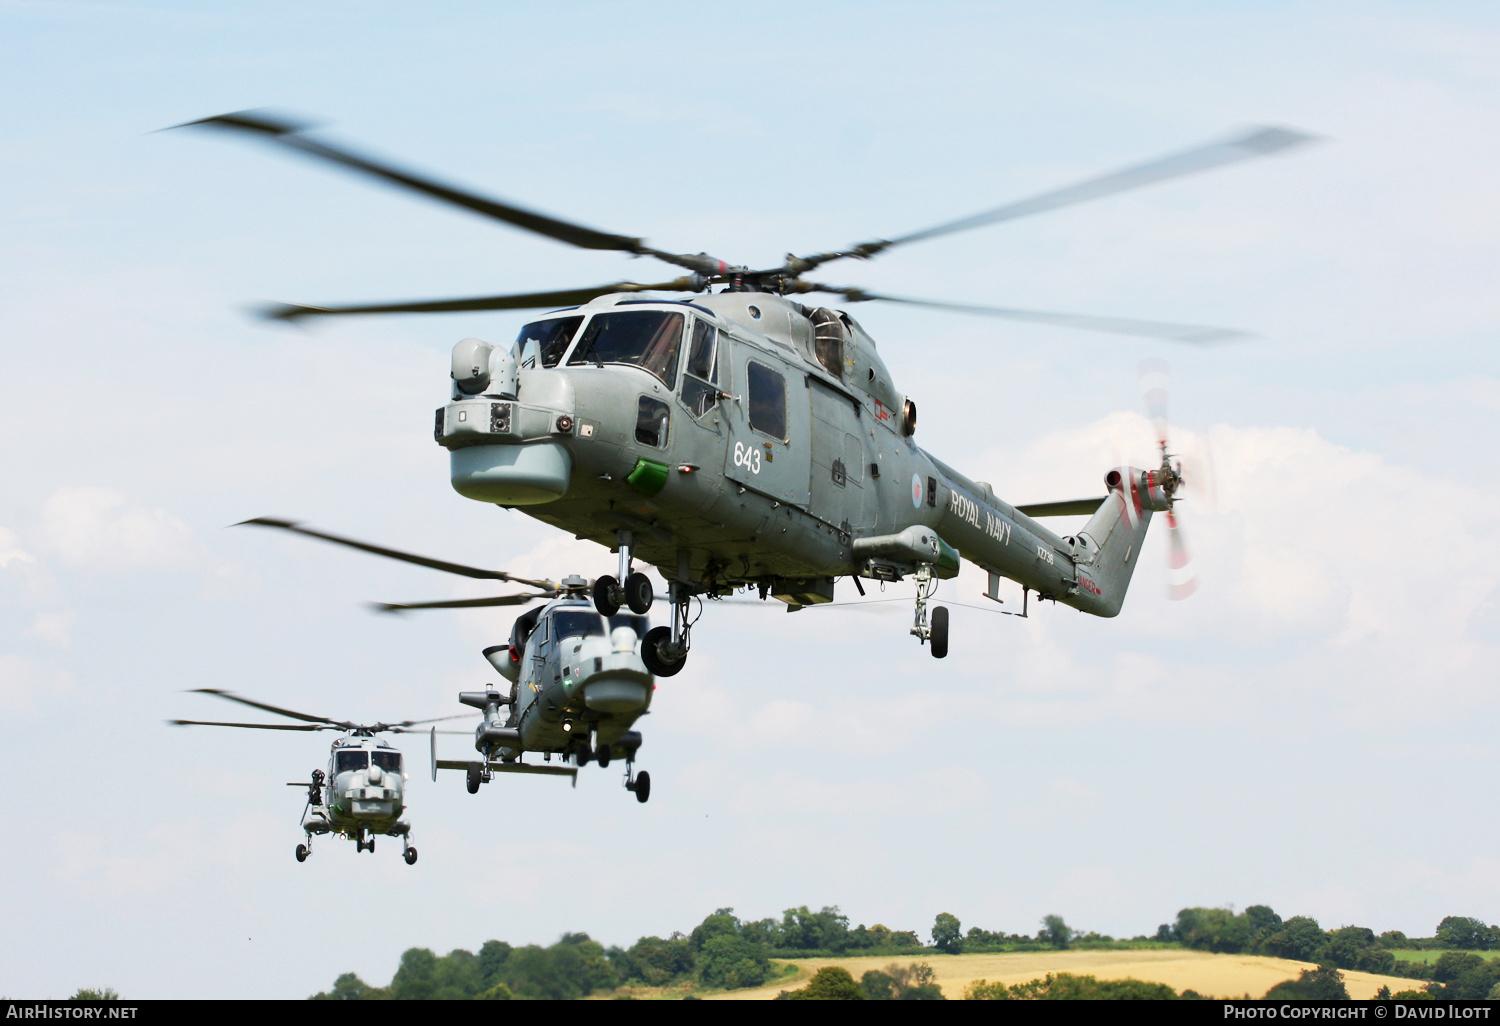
308;735;408;838
436;291;1137;615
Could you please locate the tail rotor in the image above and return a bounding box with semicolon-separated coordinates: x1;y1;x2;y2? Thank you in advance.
1138;359;1198;600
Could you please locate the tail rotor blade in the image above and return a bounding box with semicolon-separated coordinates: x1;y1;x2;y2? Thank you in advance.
1139;357;1171;449
1165;509;1197;600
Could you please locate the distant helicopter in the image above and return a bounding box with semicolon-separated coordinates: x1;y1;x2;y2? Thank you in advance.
185;112;1313;673
170;688;471;863
239;521;658;802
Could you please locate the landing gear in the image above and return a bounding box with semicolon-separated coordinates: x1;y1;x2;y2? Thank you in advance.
596;746;611;769
404;846;418;865
295;843;309;863
909;564;949;659
632;770;652;804
355;832;375;853
597;532;657;616
575;741;593;766
466;762;482;794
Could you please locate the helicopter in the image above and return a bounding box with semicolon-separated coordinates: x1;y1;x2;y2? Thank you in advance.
233;521;660;802
183;111;1313;673
170;688;471;864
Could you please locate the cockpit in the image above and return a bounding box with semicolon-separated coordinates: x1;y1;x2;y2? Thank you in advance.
548;608;649;643
334;748;404;777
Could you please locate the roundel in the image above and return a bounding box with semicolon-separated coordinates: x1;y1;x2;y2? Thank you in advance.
911;473;924;509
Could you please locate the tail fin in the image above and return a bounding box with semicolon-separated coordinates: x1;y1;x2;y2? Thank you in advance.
1076;467;1167;617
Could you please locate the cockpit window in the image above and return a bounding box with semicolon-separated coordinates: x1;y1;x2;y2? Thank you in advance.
514;316;584;369
551;610;606;641
371;751;402;774
680;320;721;417
566;310;683;386
336;750;368;773
607;614;649;637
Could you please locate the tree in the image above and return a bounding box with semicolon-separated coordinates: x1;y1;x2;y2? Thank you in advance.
1263;966;1348;1000
617;934;696;986
477;940;512;989
696;933;771;990
861;969;899;1000
1008;973;1178;1000
1260;916;1325;962
932;913;963;954
778;966;866;1000
1040;915;1073;949
68;989;119;1001
1245;905;1283;945
963;979;1009;1000
778;906;852;952
690;908;742;950
390;948;439;1000
1316;926;1378;971
1437;916;1498;950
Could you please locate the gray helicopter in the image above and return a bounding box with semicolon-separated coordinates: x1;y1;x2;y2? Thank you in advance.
185;112;1313;672
236;521;657;802
170;689;472;863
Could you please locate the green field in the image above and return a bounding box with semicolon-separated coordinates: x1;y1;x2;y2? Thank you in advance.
1389;950;1475;965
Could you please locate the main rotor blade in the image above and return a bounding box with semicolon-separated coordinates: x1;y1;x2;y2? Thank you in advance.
188;687;347;727
259;279;701;323
169;718;327;731
796;126;1315;270
807;286;1249;344
237;517;554;591
372;594;546;614
381;713;474;729
177;110;647;254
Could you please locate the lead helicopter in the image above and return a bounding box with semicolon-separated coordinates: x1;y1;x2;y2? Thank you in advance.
235;522;661;801
184;112;1312;672
170;688;471;863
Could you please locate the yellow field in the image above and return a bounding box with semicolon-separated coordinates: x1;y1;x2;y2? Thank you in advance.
702;949;1423;1000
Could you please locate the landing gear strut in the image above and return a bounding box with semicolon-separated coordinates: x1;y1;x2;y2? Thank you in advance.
910;564;949;659
624;758;652;804
595;531;655;617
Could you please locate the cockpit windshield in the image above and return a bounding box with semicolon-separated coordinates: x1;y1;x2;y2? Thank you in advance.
607;614;649;638
514;316;584;369
335;750;368;773
371;751;402;774
566;310;683;386
551;610;606;641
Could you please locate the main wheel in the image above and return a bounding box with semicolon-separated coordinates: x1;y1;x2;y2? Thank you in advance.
367;837;375;853
634;770;651;804
466;762;482;794
575;743;593;767
593;575;621;616
404;847;418;865
295;843;309;863
596;747;611;769
641;626;686;677
930;605;949;659
624;572;654;615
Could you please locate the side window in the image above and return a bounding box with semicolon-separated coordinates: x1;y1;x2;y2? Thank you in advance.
636;395;671;448
680;320;720;417
513;316;584;369
747;361;787;441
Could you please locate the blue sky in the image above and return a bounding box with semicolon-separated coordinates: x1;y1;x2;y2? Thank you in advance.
3;0;1500;998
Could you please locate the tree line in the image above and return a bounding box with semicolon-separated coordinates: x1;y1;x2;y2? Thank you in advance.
308;904;1500;1000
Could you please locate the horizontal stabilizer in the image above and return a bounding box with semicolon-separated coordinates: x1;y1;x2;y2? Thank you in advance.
1016;497;1107;518
435;758;577;779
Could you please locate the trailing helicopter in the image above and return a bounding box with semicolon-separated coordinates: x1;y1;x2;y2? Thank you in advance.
184;112;1313;673
170;688;472;863
235;522;659;802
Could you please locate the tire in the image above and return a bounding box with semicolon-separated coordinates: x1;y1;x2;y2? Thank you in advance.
596;747;611;769
295;843;309;863
404;847;418;866
634;770;651;804
576;743;593;767
466;762;482;794
624;572;654;615
930;605;949;659
592;575;621;616
641;626;686;677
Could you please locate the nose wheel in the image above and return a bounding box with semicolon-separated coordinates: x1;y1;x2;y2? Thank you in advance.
295;842;310;863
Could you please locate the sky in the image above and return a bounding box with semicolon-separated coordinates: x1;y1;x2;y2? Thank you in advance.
3;0;1500;999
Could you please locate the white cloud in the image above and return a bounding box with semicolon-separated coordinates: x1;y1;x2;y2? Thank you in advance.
0;526;34;569
23;611;75;647
39;487;199;572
